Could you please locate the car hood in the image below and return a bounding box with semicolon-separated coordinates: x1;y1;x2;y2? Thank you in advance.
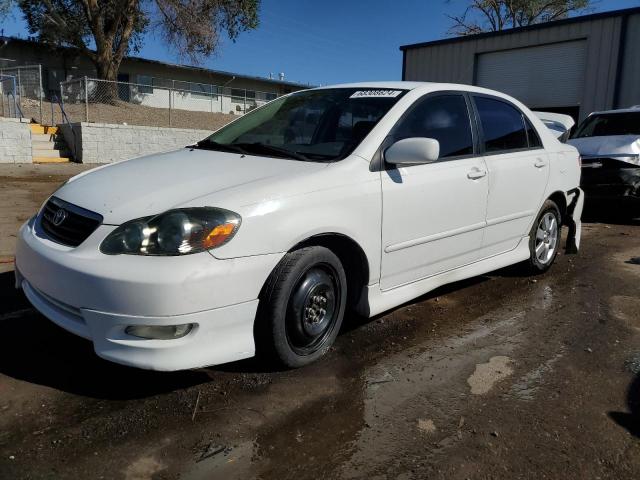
568;135;640;157
54;148;327;224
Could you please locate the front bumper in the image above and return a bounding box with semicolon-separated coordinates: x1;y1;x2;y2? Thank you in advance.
581;158;640;201
15;218;284;370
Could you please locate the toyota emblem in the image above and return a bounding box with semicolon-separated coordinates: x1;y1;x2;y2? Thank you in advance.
52;208;67;226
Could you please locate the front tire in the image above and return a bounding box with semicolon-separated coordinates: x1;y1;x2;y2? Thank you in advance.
256;246;347;368
526;200;561;273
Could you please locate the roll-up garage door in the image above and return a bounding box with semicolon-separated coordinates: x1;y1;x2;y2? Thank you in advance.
476;40;587;108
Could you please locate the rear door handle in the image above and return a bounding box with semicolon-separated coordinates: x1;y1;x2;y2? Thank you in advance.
534;158;548;168
467;168;487;180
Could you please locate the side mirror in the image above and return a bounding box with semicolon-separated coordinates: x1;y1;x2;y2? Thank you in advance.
385;137;440;166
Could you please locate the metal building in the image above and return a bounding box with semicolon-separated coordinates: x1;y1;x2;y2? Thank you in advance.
400;6;640;121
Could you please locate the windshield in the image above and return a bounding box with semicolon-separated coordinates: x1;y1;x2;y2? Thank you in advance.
572;112;640;138
198;88;407;161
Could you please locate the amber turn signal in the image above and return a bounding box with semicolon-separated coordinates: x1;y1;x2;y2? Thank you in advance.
203;222;238;249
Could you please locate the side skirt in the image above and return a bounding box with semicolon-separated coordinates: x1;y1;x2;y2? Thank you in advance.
364;237;531;318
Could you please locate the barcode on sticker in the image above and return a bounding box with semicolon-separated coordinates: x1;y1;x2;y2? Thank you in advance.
350;90;402;99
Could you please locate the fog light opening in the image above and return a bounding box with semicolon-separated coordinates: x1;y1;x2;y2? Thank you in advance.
125;324;194;340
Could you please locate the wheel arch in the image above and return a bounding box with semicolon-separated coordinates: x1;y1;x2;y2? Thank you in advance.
289;233;370;315
547;191;567;224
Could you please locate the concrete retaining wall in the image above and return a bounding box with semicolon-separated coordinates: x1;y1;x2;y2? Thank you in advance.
59;122;214;164
0;117;32;163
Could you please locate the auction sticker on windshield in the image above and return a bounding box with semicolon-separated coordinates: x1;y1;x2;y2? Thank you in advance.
350;90;403;98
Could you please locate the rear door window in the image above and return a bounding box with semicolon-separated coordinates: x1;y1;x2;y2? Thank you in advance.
475;97;528;153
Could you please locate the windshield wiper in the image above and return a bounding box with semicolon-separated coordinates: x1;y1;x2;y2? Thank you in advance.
233;142;311;161
300;152;336;161
189;139;248;155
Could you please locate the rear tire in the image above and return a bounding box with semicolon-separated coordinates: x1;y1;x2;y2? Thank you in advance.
526;200;561;273
256;246;347;368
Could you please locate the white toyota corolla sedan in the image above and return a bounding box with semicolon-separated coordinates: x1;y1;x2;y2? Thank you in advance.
15;82;584;371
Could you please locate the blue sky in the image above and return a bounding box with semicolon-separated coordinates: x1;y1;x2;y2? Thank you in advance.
1;0;637;86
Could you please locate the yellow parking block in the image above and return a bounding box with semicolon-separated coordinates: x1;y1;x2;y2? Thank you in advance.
32;156;70;164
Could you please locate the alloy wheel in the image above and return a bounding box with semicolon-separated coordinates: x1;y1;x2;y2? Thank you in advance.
535;212;559;265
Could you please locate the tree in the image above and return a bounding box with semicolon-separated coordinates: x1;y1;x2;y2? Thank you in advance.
0;0;11;19
17;0;259;82
447;0;591;36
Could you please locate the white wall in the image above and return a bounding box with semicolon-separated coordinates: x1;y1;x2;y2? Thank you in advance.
60;122;213;164
105;85;268;115
0;117;32;163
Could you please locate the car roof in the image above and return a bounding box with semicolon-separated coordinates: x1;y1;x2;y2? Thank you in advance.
310;81;514;97
312;81;426;90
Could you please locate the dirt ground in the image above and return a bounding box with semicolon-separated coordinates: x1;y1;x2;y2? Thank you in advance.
19;98;236;130
0;164;639;480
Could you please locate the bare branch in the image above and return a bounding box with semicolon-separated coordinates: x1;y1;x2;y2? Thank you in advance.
447;0;593;35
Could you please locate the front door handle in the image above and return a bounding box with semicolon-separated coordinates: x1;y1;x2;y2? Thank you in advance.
467;168;487;180
534;158;548;168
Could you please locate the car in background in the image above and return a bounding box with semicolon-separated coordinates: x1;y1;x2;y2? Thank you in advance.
568;106;640;205
15;82;584;371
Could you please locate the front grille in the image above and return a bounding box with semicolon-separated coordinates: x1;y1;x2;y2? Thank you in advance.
40;197;103;247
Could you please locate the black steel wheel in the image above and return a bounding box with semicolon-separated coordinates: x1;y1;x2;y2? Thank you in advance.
286;265;340;355
256;246;347;368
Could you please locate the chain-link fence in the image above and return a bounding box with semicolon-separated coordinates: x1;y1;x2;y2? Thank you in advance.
0;75;21;118
60;77;278;129
0;65;43;123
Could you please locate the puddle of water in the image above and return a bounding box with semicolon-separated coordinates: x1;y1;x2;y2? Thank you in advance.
183;441;256;480
179;275;573;479
624;353;640;374
510;351;564;401
339;310;529;477
614;247;640;277
340;275;575;477
610;295;640;330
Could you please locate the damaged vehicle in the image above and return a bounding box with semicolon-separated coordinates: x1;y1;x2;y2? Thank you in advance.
568;107;640;205
15;82;583;371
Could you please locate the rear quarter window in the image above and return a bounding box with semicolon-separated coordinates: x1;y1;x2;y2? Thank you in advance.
525;116;543;148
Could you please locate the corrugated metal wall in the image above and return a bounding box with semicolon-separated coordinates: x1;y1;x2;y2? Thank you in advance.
617;13;640;109
403;11;639;120
475;40;587;107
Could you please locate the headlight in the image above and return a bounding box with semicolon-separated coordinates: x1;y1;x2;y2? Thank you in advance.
100;207;241;255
